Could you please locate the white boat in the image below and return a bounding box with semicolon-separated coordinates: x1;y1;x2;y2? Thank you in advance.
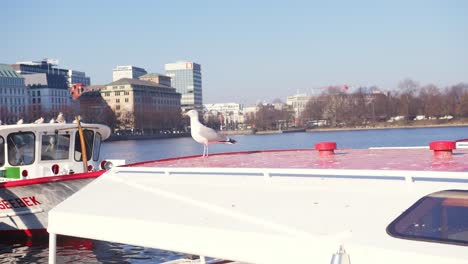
48;141;468;263
0;121;112;236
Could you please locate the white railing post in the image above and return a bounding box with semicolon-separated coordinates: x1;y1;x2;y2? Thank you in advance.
48;233;57;264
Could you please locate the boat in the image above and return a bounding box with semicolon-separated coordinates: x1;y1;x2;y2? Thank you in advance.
0;120;112;237
48;140;468;263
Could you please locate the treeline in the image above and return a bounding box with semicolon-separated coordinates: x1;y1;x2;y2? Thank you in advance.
301;80;468;127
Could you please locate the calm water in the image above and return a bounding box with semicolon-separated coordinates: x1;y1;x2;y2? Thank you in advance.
1;126;467;263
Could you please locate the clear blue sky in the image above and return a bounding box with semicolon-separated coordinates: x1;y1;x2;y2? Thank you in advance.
2;0;467;105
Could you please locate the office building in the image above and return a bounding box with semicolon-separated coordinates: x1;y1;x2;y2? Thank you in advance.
0;64;28;123
102;78;181;131
112;65;147;81
164;61;202;111
23;73;72;114
12;59;91;86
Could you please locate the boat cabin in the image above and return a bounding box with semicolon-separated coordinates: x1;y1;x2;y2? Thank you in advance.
0;123;111;181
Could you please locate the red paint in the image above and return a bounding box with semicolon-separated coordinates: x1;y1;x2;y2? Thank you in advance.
132;148;468;172
0;196;41;210
0;170;105;188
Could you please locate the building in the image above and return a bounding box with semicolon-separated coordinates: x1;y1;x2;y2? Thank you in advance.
164;61;202;111
23;73;72;114
102;78;181;132
112;65;147;81
12;59;91;87
204;103;244;128
286;93;312;125
67;70;90;86
0;64;28;123
139;73;171;86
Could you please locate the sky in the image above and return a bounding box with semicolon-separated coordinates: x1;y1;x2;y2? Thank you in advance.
1;0;467;105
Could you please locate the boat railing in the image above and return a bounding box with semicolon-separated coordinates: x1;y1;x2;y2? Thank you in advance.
112;166;468;184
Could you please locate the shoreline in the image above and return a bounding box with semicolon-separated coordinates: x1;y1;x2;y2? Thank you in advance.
221;122;468;136
105;122;468;141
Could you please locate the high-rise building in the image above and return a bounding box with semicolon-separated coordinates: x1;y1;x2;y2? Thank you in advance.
112;65;147;81
0;64;28;123
164;61;202;111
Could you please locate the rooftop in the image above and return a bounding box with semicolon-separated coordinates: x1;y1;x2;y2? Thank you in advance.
107;78;173;89
0;64;23;78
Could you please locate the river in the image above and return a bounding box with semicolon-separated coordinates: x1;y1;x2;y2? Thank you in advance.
1;126;467;263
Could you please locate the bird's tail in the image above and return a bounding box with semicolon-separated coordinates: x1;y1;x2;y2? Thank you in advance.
223;138;237;144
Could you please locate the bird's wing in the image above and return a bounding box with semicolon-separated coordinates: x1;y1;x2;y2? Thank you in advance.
198;124;228;142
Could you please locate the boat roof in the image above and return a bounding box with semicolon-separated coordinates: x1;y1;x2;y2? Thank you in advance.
48;147;468;264
0;123;111;140
133;147;468;172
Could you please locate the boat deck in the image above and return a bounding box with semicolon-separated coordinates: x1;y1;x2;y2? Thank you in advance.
132;147;468;172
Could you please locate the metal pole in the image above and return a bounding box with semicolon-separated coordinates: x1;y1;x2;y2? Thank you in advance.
48;233;57;264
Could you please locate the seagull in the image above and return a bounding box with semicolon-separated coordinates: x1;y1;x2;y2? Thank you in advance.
34;117;44;124
184;109;236;157
56;112;66;123
72;115;82;124
16;119;24;125
49;118;56;124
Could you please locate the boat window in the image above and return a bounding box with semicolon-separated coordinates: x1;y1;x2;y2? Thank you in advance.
74;129;94;162
7;132;35;166
41;134;70;161
387;190;468;246
93;133;102;161
0;137;4;167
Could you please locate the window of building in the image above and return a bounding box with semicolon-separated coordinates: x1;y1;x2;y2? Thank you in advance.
115;92;120;96
116;99;120;103
387;190;468;246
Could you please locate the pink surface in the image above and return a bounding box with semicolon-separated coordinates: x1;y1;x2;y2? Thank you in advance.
133;148;468;172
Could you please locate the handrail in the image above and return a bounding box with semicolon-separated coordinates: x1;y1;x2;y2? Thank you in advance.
112;166;468;183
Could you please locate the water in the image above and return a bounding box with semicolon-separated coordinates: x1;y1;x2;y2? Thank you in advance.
1;126;467;263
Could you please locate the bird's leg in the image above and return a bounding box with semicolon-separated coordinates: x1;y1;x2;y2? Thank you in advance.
203;145;207;158
206;145;209;157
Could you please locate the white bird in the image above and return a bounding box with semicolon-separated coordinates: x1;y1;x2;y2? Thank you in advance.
34;117;44;124
16;119;24;125
49;118;56;124
56;112;66;123
72;115;82;124
184;109;236;157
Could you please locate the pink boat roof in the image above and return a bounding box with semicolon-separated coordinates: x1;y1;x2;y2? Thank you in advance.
133;147;468;172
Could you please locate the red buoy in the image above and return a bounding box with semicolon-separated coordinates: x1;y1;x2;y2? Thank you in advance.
315;142;337;156
429;141;456;157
